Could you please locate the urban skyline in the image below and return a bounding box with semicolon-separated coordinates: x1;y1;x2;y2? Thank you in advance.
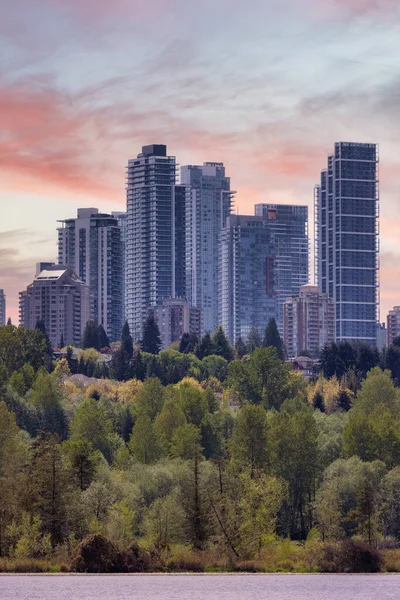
1;0;400;326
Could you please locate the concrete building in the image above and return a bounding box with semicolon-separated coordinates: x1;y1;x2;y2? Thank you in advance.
112;211;128;324
220;215;277;343
387;307;400;346
19;265;90;348
57;208;124;342
283;285;335;358
150;298;203;349
126;145;188;343
254;204;309;333
315;142;379;345
0;289;6;326
376;322;387;350
181;162;234;333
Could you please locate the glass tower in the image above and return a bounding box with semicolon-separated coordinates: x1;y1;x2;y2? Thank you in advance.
254;204;309;333
220;215;277;343
315;142;379;345
181;162;234;333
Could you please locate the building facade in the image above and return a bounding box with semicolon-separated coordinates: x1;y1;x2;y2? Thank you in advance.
0;289;5;326
283;285;335;358
181;162;234;333
19;265;90;348
126;145;188;343
387;307;400;346
315;142;379;346
254;204;309;333
150;298;203;349
220;215;277;343
57;208;124;342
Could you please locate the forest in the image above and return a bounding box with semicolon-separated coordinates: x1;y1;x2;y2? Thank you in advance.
2;319;400;573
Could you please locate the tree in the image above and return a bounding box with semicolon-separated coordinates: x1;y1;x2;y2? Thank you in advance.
246;328;263;354
235;337;247;358
70;398;118;462
179;332;199;354
263;318;284;360
63;438;100;491
30;371;68;439
82;321;100;350
135;378;165;420
230;405;269;478
59;333;64;349
211;326;234;362
128;414;163;464
141;315;162;355
110;348;131;381
121;321;134;359
196;332;215;360
98;325;110;349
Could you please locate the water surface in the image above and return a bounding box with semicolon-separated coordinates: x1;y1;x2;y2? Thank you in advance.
1;573;399;600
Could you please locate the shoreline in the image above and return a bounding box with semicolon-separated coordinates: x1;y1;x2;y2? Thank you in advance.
1;572;399;576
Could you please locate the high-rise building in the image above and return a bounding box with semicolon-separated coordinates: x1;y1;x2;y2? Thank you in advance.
150;298;203;349
182;162;234;333
315;142;379;345
57;208;123;342
112;211;128;323
19;265;90;348
387;307;400;346
0;289;6;326
126;145;187;342
283;285;335;358
220;215;277;343
254;204;309;333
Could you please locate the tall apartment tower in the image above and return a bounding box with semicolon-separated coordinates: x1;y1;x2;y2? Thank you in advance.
387;307;400;346
150;298;203;349
254;204;309;332
57;208;123;342
315;142;379;345
283;285;335;358
181;162;234;333
220;215;277;343
19;265;90;348
112;211;128;323
126;145;187;343
0;289;6;326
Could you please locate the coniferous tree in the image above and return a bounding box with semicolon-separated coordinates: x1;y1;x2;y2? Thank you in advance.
82;321;100;350
211;326;234;362
179;333;191;353
235;337;247;358
121;321;134;359
6;317;12;326
132;351;145;381
98;325;110;349
195;332;215;360
263;318;284;360
59;333;64;349
142;315;162;355
35;319;53;368
246;328;263;354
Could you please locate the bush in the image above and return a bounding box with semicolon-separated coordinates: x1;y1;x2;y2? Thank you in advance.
319;539;382;573
120;543;152;572
70;534;122;573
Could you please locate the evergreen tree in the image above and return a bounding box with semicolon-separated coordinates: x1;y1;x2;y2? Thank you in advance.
235;337;247;358
211;326;234;362
263;318;284;360
179;333;191;353
78;356;86;375
132;350;145;381
35;319;53;366
121;321;134;359
195;332;215;360
98;325;110;349
59;333;64;349
142;315;162;355
110;348;131;381
246;328;263;354
6;317;12;326
82;321;100;350
179;332;198;354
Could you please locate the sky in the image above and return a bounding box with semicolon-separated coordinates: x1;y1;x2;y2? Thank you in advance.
1;0;400;323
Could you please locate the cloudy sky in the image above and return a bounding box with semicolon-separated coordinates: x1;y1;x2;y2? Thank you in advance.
1;0;399;322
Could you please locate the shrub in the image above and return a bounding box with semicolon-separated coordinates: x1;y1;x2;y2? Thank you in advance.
70;534;122;573
319;539;382;573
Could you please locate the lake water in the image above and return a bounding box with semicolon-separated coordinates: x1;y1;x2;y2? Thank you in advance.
1;574;400;600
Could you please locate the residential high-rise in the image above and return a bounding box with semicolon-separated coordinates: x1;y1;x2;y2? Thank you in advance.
112;211;128;323
57;208;123;342
387;307;400;346
283;285;335;358
254;204;309;333
19;265;90;348
126;145;187;342
0;289;6;326
182;162;234;333
150;298;203;349
315;142;379;345
220;215;277;343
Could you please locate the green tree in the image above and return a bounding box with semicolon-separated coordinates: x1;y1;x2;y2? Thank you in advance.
142;315;162;355
98;325;110;349
246;328;263;354
129;414;163;464
63;438;100;491
195;332;215;360
70;398;118;462
82;321;100;350
211;326;234;362
230;405;269;478
235;337;247;358
110;348;131;381
135;377;165;420
121;321;134;358
30;371;68;439
263;318;284;360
